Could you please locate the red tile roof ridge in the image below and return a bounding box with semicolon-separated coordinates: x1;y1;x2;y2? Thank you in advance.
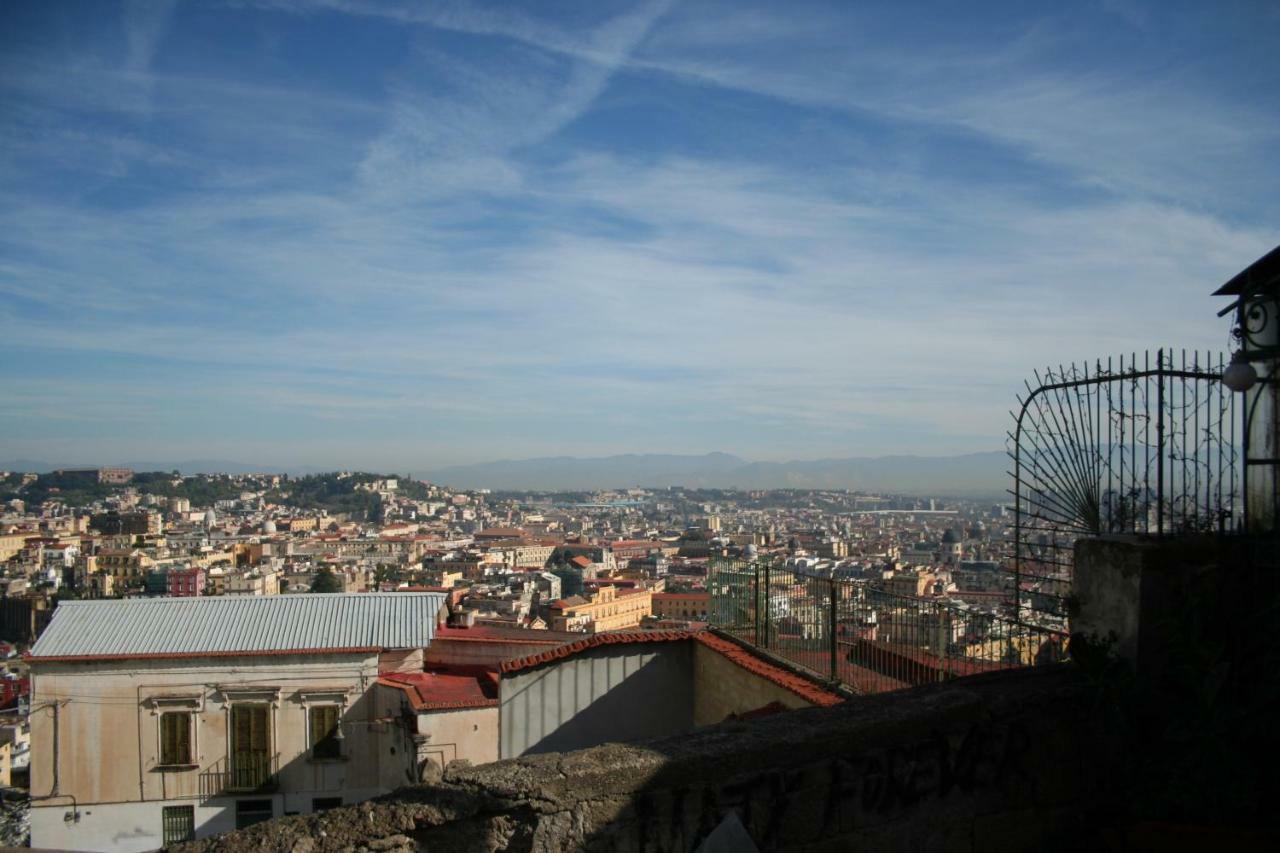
377;668;499;711
693;632;844;708
498;629;700;673
433;626;566;644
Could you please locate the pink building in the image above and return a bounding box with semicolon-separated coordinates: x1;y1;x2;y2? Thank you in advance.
166;566;205;597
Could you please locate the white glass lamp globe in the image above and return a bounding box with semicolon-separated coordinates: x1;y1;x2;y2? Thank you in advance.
1222;355;1258;393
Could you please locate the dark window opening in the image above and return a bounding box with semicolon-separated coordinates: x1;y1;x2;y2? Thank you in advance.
309;705;342;759
235;799;273;830
312;797;343;812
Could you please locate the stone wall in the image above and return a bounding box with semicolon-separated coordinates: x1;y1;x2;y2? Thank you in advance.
174;666;1118;852
691;641;811;726
1073;534;1280;825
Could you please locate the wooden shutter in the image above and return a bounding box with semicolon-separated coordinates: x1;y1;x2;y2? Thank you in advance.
160;712;191;765
231;704;270;755
310;705;341;759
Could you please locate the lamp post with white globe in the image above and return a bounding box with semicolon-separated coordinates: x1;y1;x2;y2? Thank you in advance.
1216;244;1280;533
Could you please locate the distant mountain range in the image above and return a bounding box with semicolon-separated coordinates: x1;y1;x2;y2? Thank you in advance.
420;451;1009;495
0;459;322;476
2;451;1010;495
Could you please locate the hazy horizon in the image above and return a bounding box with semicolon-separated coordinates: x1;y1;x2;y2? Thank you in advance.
1;449;1012;495
3;1;1277;469
1;447;1005;473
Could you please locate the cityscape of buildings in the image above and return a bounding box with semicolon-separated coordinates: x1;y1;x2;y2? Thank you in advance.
3;0;1274;849
0;464;1049;849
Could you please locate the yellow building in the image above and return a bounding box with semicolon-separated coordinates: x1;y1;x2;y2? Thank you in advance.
96;548;155;580
0;531;32;563
549;585;652;633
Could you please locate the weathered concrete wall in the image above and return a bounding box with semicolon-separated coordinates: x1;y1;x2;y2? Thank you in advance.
500;643;694;759
175;666;1118;853
370;685;500;791
1074;535;1264;678
1072;534;1280;825
1073;536;1146;664
420;707;500;774
692;641;811;726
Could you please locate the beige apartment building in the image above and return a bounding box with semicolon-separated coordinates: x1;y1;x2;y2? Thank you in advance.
651;591;711;622
223;569;280;595
548;584;652;633
27;593;447;852
0;531;32;563
885;568;938;599
277;516;319;533
488;540;556;569
95;548;156;579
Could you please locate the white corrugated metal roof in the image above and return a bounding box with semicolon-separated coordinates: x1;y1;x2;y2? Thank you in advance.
29;593;446;659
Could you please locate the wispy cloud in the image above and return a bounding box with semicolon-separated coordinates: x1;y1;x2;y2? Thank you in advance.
124;0;177;74
1;0;1275;467
356;0;673;196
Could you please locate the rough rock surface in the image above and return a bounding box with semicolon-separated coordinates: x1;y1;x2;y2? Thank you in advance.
172;667;1113;853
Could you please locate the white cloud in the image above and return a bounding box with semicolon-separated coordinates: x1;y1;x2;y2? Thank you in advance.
2;0;1275;465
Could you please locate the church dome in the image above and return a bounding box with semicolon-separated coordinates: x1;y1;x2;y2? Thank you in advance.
941;528;962;545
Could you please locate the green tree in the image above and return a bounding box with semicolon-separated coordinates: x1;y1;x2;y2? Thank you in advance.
310;567;343;594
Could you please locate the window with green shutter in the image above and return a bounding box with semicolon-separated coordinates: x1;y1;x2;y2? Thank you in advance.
309;705;341;759
159;711;193;765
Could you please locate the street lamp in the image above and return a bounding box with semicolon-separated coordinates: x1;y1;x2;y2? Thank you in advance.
1214;244;1279;534
1222;350;1259;393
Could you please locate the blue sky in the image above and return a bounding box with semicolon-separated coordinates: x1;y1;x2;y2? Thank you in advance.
1;0;1277;470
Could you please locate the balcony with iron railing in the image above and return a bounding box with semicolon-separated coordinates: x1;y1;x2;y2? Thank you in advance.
197;752;280;800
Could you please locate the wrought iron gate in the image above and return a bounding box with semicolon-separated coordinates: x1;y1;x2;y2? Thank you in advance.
1007;349;1243;620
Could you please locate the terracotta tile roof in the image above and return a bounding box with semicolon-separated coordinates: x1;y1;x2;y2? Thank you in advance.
432;625;568;644
497;629;845;709
379;667;499;711
694;633;844;707
498;630;697;673
569;556;592;568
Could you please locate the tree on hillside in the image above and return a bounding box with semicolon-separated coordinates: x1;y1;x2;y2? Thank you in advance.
310;567;342;594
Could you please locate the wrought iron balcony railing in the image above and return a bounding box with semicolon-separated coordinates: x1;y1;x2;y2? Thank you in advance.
198;752;280;800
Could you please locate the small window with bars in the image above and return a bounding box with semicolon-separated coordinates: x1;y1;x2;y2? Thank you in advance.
309;705;342;760
159;711;194;766
162;805;195;845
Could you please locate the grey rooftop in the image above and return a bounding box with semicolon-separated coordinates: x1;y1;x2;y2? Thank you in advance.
28;592;446;660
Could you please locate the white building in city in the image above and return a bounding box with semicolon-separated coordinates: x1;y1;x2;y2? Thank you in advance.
27;592;447;852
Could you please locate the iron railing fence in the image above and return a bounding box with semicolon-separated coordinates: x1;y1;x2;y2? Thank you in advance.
198;752;279;800
1007;349;1243;620
708;557;1067;696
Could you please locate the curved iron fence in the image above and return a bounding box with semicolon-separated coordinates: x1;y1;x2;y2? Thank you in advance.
1007;349;1242;619
709;557;1066;695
